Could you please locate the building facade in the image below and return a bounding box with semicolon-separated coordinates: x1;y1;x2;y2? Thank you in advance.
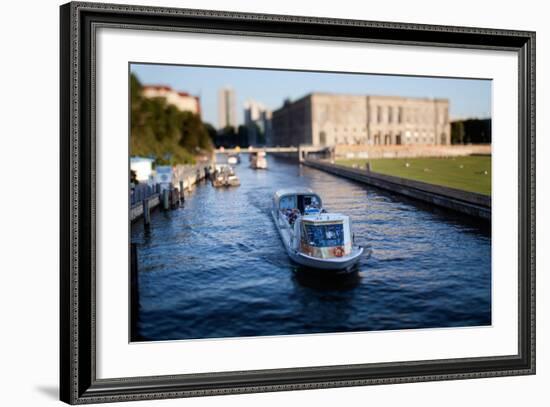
218;87;237;130
142;85;201;116
244;99;272;146
271;93;450;147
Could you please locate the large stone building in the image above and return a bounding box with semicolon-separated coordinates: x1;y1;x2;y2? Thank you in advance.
271;93;450;147
142;85;201;116
218;87;237;130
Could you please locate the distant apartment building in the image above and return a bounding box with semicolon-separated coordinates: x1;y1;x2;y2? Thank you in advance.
142;85;201;116
244;99;272;146
218;87;237;130
271;93;450;147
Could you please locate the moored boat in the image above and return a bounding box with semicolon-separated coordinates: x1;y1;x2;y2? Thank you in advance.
212;164;240;187
250;151;268;169
227;154;240;165
271;188;364;271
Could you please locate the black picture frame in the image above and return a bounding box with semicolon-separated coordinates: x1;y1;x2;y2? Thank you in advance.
60;1;536;404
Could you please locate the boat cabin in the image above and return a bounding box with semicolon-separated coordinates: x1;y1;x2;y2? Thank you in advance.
273;189;353;259
273;188;322;218
272;188;363;266
300;214;352;258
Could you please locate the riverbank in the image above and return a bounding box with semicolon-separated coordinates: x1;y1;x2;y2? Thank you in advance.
304;159;491;220
336;156;491;195
130;164;209;222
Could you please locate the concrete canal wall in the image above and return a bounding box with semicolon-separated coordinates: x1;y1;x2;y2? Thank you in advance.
303;159;491;220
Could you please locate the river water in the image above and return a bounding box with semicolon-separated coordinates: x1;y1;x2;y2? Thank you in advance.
131;154;491;341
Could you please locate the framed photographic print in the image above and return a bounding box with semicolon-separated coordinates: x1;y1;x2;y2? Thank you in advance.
60;1;536;404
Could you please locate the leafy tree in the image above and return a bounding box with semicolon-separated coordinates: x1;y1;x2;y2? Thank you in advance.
204;122;218;145
216;126;237;148
130;73;213;165
237;125;250;147
451;121;465;144
451;119;491;144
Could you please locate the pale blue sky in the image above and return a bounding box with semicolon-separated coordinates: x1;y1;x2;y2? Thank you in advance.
131;63;492;126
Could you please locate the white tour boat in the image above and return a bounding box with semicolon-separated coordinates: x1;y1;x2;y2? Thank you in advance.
271;188;364;271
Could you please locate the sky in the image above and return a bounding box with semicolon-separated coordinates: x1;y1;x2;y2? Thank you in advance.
131;63;492;127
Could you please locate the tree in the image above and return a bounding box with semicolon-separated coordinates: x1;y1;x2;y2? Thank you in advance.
179;111;213;152
130;73;213;164
451;119;491;144
451;121;465;144
237;125;249;147
204;122;218;145
216;126;237;148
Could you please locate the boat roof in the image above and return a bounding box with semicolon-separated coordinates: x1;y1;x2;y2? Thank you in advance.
273;187;316;199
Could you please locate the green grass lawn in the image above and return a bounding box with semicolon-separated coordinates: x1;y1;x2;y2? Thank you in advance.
336;156;491;195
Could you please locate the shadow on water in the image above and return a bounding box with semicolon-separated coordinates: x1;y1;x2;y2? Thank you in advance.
292;266;361;291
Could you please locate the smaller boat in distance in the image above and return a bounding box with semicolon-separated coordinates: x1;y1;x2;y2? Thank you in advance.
212;164;240;188
272;188;364;271
250;151;268;169
227;154;241;165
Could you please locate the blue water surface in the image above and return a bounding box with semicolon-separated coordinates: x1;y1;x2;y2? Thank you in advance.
131;155;491;341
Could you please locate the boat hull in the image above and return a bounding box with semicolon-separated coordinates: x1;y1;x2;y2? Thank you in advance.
271;211;363;271
289;247;364;270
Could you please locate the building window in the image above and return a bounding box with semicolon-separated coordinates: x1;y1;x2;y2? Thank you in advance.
377;106;382;123
320;131;327;146
388;107;393;123
398;107;403;123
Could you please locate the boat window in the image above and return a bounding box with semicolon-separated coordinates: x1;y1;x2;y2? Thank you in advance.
279;195;297;210
303;195;321;214
303;223;344;247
